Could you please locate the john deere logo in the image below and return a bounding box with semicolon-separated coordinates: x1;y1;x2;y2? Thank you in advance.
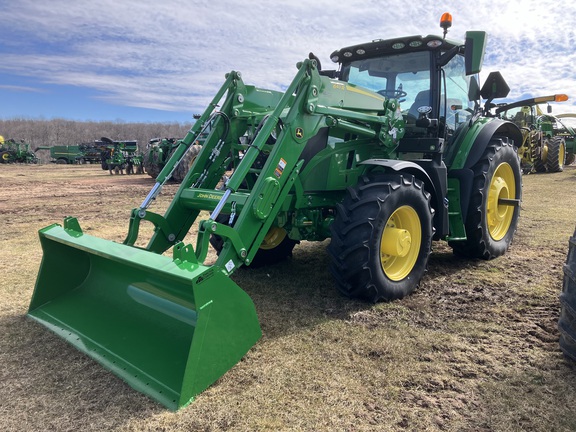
295;127;304;138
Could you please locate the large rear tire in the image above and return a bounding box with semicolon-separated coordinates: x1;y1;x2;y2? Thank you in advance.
450;137;521;259
144;152;161;179
545;136;566;173
101;150;110;170
560;227;576;361
533;158;547;173
327;173;434;302
172;145;201;183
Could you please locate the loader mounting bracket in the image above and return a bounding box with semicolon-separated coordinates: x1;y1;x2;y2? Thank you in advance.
196;219;248;266
173;242;199;264
124;208;178;246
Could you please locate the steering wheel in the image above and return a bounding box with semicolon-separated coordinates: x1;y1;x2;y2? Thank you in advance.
377;89;408;99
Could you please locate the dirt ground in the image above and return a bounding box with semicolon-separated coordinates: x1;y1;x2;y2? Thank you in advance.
2;163;576;431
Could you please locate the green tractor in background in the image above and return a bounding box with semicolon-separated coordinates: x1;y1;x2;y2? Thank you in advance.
495;94;575;173
0;137;38;164
145;137;201;182
98;137;145;175
555;113;576;165
29;15;524;409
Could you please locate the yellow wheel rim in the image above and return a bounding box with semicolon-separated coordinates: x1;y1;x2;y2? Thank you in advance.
560;143;566;167
380;205;421;281
260;227;287;250
487;162;516;241
541;144;548;163
1;153;9;161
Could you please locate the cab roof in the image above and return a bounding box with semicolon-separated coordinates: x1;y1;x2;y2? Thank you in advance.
330;35;463;64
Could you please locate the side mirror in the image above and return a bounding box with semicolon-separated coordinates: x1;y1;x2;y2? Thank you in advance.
468;76;481;101
480;71;510;100
464;31;487;75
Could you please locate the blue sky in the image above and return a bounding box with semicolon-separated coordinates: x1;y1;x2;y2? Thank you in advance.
1;0;575;122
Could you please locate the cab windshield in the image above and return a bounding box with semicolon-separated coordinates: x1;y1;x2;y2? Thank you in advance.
341;51;431;120
341;49;478;135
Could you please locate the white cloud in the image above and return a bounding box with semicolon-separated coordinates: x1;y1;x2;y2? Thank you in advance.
0;84;46;93
2;0;576;116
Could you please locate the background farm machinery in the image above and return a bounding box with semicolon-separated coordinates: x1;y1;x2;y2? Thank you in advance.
0;137;38;164
144;137;199;181
35;143;106;164
495;94;576;173
97;137;145;175
556;113;576;165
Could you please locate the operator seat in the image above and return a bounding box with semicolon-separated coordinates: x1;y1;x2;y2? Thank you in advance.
407;90;431;121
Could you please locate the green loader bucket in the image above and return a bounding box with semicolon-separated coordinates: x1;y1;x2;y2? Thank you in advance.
28;220;262;410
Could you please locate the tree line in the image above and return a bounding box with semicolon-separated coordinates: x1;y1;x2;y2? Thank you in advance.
0;118;193;162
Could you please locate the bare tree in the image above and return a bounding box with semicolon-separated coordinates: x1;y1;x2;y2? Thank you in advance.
0;118;192;155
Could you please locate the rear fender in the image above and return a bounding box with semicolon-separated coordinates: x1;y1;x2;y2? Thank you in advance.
447;118;522;229
448;118;523;170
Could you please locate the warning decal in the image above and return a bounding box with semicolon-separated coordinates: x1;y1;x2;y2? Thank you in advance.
274;158;287;178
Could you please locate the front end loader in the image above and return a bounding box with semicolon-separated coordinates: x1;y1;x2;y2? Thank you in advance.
29;15;523;410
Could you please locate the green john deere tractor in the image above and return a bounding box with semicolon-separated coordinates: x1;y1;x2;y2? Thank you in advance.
495;94;573;173
145;137;201;181
29;16;523;410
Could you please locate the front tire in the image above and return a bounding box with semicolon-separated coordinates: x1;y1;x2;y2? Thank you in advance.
209;214;297;267
327;173;434;302
559;227;576;361
250;227;298;267
450;137;521;259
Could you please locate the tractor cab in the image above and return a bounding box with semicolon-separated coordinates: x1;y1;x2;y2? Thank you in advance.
328;17;487;151
332;36;474;137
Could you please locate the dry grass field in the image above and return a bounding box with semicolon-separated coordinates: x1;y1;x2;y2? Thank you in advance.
2;163;576;431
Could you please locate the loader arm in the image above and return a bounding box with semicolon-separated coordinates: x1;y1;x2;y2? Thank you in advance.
28;57;405;411
136;58;404;273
